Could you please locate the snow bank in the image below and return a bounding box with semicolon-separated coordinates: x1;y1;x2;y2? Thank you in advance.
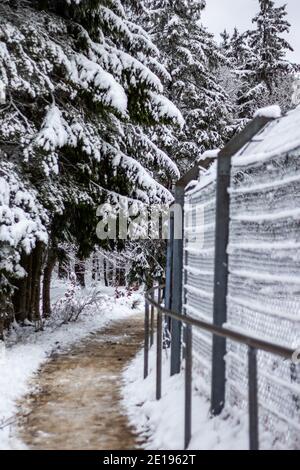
122;346;248;450
0;281;142;450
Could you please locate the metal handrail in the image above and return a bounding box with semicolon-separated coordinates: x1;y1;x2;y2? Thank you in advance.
145;286;294;359
144;285;297;451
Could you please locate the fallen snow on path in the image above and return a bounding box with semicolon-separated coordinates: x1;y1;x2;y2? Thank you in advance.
122;347;248;450
0;281;141;450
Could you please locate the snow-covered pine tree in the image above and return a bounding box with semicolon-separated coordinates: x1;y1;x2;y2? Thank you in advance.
126;239;165;289
221;28;249;69
220;30;231;56
0;0;182;324
219;28;248;131
236;0;297;118
140;0;234;173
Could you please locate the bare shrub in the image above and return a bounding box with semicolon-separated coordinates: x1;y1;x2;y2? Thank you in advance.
52;274;106;325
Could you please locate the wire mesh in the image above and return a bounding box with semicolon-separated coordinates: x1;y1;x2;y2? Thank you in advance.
183;166;217;393
183;146;300;448
227;147;300;449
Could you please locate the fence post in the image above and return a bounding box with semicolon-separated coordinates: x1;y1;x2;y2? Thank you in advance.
164;213;174;348
211;116;272;416
248;346;259;450
211;149;231;415
165;212;174;311
184;324;193;449
170;186;184;376
150;291;154;347
144;301;150;379
156;288;162;400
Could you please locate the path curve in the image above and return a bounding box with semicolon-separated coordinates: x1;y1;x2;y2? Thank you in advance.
17;314;144;450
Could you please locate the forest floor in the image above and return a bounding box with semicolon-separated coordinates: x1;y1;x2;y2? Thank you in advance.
16;313;144;450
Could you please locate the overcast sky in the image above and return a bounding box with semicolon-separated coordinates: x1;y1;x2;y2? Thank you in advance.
202;0;300;63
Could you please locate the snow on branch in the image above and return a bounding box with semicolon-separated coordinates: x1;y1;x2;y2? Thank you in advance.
70;55;128;114
35;105;75;152
0;162;48;278
148;92;185;128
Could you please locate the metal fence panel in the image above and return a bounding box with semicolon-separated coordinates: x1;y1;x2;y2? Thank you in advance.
183;164;217;393
181;110;300;448
227;146;300;449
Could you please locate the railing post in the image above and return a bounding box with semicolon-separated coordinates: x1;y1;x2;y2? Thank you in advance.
156;288;162;400
144;301;150;379
171;187;184;376
184;324;193;450
248;346;259;450
150;291;154;347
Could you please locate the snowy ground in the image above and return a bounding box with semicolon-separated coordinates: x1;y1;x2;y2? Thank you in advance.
122;346;249;450
0;280;142;450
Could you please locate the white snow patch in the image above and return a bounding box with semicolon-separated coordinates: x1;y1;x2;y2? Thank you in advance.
35;105;73;152
233;105;300;167
200;149;220;160
149;92;185;128
253;105;282;119
186;160;217;195
122;346;248;450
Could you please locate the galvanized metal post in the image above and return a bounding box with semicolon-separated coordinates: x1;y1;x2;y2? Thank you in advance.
156;288;162;400
182;203;189;361
211;116;272;416
165;213;174;311
184;324;193;450
211;149;231;415
150;290;154;347
144;301;150;379
164;214;174;349
248;346;259;450
170;186;184;376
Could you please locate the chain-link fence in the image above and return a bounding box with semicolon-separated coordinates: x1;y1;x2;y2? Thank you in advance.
182;109;300;449
183;165;217;393
226;127;300;449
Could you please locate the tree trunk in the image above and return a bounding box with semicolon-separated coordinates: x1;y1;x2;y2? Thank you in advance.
75;257;86;287
12;253;30;323
92;253;96;281
26;253;33;320
97;257;101;281
0;319;4;342
0;294;5;340
107;261;113;286
30;242;44;322
42;248;56;318
116;268;120;286
103;259;108;287
119;269;126;287
58;259;68;279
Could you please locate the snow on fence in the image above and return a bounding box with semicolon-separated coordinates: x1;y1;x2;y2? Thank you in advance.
183;164;217;394
183;108;300;448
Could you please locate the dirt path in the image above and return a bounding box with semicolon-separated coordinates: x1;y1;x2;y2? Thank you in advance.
17;314;144;450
